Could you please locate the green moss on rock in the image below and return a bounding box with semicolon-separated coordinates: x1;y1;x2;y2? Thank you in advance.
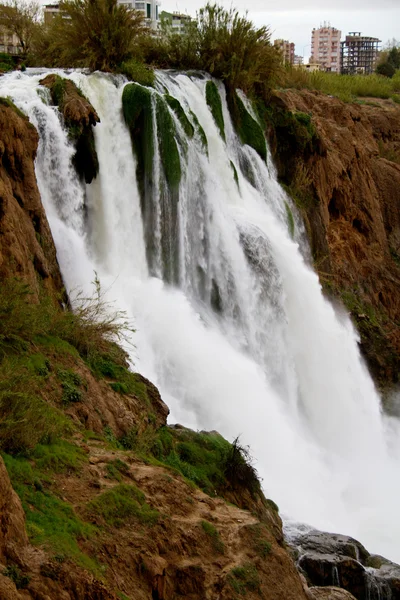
230;160;239;187
165;94;194;138
229;92;266;161
156;96;181;189
122;82;154;194
205;80;225;142
190;110;208;155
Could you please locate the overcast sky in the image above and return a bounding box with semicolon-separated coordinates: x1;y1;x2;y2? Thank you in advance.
162;0;400;61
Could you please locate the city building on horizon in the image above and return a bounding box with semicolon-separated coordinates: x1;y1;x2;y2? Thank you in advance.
340;32;380;75
44;0;161;30
274;39;295;65
159;11;191;34
310;23;341;72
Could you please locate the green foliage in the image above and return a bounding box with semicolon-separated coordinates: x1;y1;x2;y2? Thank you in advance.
229;92;266;160
105;458;130;481
37;0;146;70
165;94;194;138
89;352;150;404
156;95;182;189
87;483;159;527
0;0;41;58
58;368;84;405
31;440;86;473
248;523;272;557
2;565;30;589
146;427;263;502
50;74;67;107
3;451;98;573
227;563;260;595
280;67;400;102
119;58;155;86
376;62;396;78
0;367;71;454
206;80;225;141
201;520;225;553
224;437;261;499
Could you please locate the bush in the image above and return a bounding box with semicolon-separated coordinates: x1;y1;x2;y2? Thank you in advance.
119;58;155;86
227;563;260;595
376;62;396;78
36;0;147;70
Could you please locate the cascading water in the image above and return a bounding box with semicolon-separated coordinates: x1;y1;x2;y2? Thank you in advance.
1;69;400;563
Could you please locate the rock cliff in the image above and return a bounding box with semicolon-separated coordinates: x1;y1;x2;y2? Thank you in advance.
0;99;64;301
265;91;400;389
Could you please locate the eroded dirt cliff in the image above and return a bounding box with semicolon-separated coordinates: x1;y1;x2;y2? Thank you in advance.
0;99;64;301
266;91;400;388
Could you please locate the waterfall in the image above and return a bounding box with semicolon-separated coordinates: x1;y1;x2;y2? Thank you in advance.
1;69;400;563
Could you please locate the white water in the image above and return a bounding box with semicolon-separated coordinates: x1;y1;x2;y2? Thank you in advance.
1;70;400;562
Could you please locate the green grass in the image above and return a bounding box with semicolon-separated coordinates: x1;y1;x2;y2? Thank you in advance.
31;440;87;473
86;484;159;528
2;451;99;574
201;520;225;553
281;68;400;103
206;80;225;141
105;458;130;481
0;97;27;120
227;563;260;595
118;59;155;87
248;523;272;558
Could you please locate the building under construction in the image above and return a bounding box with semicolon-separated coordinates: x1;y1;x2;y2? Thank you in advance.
340;32;380;75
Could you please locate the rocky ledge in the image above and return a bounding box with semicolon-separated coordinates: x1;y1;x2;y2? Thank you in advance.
289;528;400;600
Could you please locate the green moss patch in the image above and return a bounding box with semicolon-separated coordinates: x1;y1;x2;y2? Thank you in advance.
227;563;260;595
156;95;182;189
3;451;98;573
0;97;28;121
205;80;225;141
229;92;266;161
285;201;295;238
86;483;159;528
118;59;155;87
190;109;208;155
165;94;194;138
201;520;225;553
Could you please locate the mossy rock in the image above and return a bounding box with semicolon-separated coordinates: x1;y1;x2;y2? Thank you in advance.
156;96;181;190
228;92;266;161
190;109;208;155
40;75;99;183
122;82;155;200
165;94;194;138
230;160;239;188
205;81;225;141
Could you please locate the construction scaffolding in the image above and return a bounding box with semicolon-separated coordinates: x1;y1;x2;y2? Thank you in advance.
340;32;380;75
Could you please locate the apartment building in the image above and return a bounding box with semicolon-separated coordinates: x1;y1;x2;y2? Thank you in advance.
44;0;160;31
0;28;21;55
118;0;160;30
310;23;341;72
159;11;191;34
274;39;295;65
340;32;380;75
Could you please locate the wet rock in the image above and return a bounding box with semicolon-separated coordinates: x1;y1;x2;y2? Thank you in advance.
309;587;357;599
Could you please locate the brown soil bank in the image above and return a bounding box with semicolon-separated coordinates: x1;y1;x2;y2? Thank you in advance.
265;91;400;389
0;98;64;301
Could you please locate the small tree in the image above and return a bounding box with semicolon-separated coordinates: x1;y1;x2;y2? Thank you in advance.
0;0;41;58
376;61;396;78
43;0;146;71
